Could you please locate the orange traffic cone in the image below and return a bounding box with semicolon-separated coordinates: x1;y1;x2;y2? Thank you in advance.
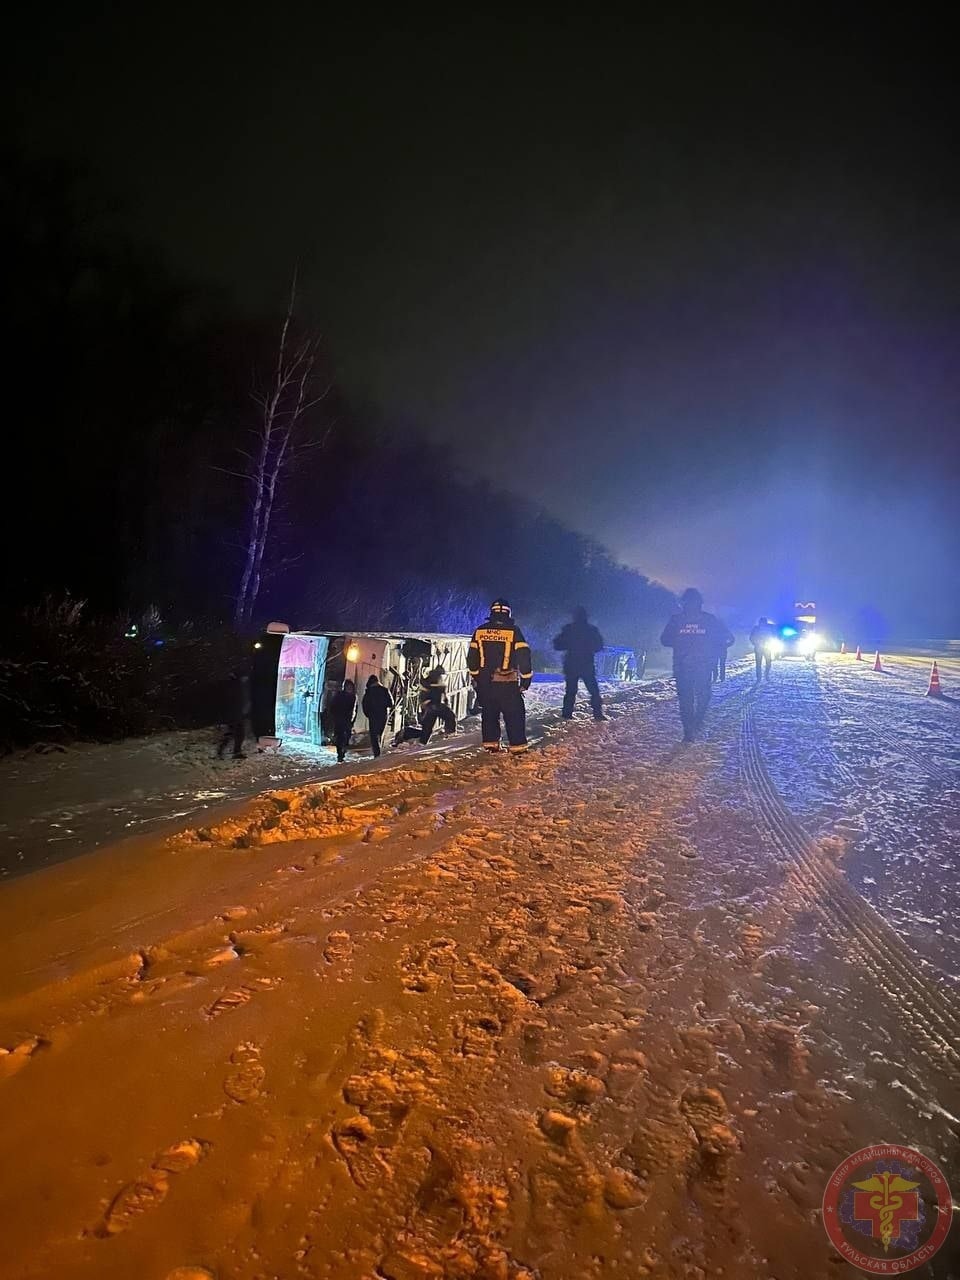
855;645;863;661
926;661;943;698
873;651;883;673
840;641;847;654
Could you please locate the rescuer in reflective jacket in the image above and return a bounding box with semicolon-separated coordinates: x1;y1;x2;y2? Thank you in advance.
660;588;734;743
467;599;533;753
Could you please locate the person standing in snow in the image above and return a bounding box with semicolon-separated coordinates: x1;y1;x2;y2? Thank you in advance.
361;674;393;758
467;599;533;753
216;671;251;760
660;589;733;743
749;617;778;682
328;679;357;764
711;619;734;683
553;605;605;720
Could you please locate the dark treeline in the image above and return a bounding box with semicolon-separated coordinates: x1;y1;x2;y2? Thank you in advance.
1;150;673;746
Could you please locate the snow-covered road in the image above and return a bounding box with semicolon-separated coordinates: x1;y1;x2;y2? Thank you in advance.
0;652;957;1279
0;678;661;879
757;655;960;977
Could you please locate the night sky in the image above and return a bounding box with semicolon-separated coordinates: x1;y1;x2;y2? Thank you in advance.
10;8;960;634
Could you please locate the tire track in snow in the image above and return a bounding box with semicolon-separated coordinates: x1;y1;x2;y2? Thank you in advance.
810;664;858;790
739;704;960;1075
816;662;957;787
867;728;954;787
830;702;955;787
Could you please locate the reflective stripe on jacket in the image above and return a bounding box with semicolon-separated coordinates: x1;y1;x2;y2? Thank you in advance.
467;616;533;688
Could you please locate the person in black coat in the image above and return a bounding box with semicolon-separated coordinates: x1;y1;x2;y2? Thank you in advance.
328;679;357;763
749;617;778;682
660;589;734;743
553;606;605;721
216;671;251;760
417;665;457;743
711;620;734;683
396;665;460;747
361;674;393;758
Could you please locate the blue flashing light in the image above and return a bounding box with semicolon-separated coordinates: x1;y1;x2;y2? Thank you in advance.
154;639;165;647
780;626;797;637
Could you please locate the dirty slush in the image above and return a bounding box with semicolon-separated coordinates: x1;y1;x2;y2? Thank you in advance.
0;658;957;1279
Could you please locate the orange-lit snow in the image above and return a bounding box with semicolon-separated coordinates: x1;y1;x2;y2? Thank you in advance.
0;655;957;1280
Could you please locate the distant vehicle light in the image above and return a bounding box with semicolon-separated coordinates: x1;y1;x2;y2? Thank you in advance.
253;641;263;650
764;638;784;655
797;633;820;655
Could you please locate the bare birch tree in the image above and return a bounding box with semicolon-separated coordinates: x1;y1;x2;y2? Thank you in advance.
232;274;330;626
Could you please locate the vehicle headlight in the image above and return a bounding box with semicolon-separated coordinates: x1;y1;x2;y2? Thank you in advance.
797;633;819;655
764;638;783;655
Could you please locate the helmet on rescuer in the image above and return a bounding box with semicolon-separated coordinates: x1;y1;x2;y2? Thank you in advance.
490;599;512;617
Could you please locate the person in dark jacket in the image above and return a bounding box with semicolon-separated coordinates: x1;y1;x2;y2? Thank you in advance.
660;589;734;743
711;621;734;683
395;665;459;748
417;665;457;744
328;679;357;763
553;606;605;720
749;617;778;682
361;674;393;758
216;671;251;760
467;599;533;753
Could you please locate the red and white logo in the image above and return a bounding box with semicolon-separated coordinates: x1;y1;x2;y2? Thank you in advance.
822;1144;953;1273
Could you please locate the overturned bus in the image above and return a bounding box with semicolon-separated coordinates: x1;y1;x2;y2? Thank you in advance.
251;624;473;750
595;646;646;680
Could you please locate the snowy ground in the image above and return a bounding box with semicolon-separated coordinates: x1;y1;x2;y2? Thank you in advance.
0;677;661;879
0;652;957;1280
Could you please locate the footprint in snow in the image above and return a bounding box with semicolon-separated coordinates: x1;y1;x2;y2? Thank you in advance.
0;1036;48;1080
95;1139;207;1237
204;976;279;1019
223;1042;266;1103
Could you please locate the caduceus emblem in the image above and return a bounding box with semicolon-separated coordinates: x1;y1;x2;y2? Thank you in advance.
852;1170;922;1251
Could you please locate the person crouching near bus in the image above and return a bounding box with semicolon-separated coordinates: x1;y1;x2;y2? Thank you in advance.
362;674;393;758
467;599;533;753
418;665;457;744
